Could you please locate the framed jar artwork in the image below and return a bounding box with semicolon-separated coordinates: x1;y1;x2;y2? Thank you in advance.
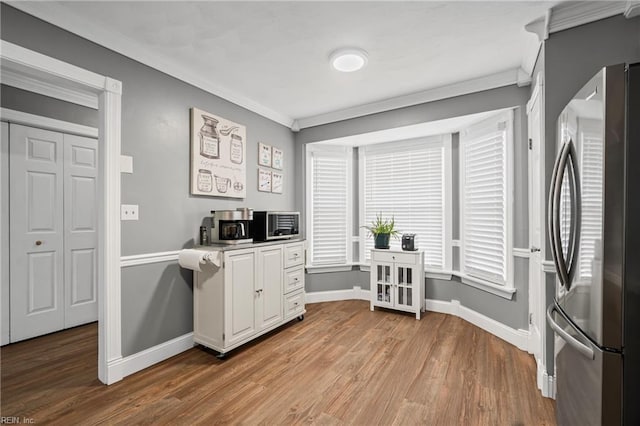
271;172;283;193
259;142;272;167
272;147;283;170
258;168;272;192
190;107;246;198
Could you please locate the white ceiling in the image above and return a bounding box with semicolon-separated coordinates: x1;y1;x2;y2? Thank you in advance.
8;1;629;129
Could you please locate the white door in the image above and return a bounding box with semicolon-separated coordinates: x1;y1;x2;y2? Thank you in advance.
527;78;545;366
9;124;98;342
64;134;98;327
1;122;10;346
224;249;257;346
10;124;65;341
256;246;283;331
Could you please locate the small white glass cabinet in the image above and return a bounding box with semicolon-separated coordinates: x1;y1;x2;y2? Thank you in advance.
370;249;425;319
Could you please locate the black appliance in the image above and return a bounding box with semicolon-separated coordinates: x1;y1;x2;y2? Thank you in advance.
401;234;416;251
252;211;300;241
546;63;640;425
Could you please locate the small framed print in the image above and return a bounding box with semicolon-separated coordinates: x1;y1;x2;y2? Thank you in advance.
259;143;272;167
258;168;272;192
272;147;283;170
271;172;283;193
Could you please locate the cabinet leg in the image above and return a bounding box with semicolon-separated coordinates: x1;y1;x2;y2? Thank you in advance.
216;352;226;360
297;314;304;321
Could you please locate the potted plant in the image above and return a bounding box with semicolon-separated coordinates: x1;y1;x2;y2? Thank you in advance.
363;213;400;249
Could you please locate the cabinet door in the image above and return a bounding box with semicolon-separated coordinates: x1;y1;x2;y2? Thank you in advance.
224;250;257;346
372;261;394;307
395;263;416;311
256;246;283;331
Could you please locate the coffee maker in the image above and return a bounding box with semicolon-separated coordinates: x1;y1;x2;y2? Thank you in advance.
210;208;253;244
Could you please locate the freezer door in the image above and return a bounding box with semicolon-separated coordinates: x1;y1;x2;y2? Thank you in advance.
550;65;625;350
548;303;622;426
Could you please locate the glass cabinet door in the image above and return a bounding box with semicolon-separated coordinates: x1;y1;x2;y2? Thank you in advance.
396;265;414;309
375;263;393;306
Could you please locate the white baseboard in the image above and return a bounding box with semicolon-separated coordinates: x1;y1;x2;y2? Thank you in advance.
120;332;194;378
425;299;530;351
540;368;556;399
305;286;370;303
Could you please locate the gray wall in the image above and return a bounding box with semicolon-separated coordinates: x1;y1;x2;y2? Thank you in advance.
1;5;295;356
540;14;640;374
296;85;532;330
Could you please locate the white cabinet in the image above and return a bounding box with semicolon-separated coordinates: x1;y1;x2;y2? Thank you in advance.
370;249;424;319
194;241;305;357
282;242;305;321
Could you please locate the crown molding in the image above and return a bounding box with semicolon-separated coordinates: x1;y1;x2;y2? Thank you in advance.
548;1;627;34
295;68;527;130
524;10;551;43
7;1;294;128
625;1;640;18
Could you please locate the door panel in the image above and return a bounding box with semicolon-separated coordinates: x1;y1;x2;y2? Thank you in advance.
1;122;9;345
10;124;64;342
256;246;283;331
551;305;621;426
64;134;98;327
224;250;256;346
527;83;544;362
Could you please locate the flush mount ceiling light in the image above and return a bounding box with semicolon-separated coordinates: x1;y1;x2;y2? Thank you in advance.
329;48;368;72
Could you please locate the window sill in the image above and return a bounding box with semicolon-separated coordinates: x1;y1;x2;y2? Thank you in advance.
456;273;516;300
305;264;356;274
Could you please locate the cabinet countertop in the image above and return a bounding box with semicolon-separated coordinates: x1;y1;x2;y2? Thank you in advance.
194;239;305;252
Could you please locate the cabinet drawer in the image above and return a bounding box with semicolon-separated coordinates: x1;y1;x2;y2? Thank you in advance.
372;250;418;264
284;243;304;268
285;265;304;293
284;289;305;318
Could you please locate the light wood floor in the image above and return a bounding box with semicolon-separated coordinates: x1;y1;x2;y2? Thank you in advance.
1;300;556;425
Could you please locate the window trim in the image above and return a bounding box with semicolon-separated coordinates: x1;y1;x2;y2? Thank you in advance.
459;109;515;290
305;144;353;268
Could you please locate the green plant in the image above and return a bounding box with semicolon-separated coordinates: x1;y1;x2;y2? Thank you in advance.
362;213;400;238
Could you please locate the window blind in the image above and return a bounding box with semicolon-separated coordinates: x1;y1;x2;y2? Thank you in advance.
362;138;445;268
460;114;510;285
309;148;350;266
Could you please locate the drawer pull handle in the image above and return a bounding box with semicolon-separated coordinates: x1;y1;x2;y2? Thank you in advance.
294;302;299;305
35;240;43;246
294;277;299;281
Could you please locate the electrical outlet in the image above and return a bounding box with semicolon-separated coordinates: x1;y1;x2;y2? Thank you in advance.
121;204;139;221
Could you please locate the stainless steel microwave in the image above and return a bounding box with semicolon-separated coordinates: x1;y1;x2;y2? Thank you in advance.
252;211;300;241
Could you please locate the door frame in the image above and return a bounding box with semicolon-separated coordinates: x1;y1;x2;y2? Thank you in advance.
0;40;123;384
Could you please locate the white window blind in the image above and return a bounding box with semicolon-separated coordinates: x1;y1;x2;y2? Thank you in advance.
460;112;512;286
362;137;445;268
307;147;350;266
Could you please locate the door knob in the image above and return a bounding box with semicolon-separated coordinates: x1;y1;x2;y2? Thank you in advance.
35;240;42;246
530;247;541;253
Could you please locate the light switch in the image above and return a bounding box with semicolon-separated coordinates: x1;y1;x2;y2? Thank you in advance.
121;204;139;221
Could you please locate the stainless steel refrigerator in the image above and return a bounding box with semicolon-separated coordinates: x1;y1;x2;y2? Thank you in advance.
546;62;640;425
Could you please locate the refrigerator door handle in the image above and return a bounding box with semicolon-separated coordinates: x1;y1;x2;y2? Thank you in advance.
547;303;595;360
548;142;563;277
566;145;581;283
551;142;572;288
